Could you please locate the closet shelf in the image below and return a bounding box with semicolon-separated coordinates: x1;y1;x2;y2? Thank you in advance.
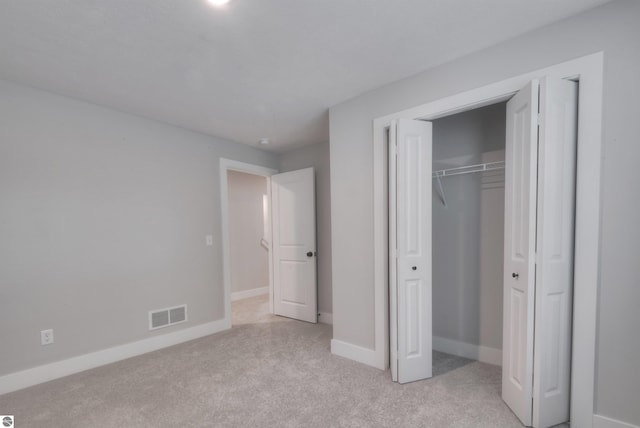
432;161;505;208
432;161;505;178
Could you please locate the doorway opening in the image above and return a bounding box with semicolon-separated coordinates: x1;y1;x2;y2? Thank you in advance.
226;169;272;326
219;159;277;329
220;159;319;328
387;76;580;427
430;101;508;368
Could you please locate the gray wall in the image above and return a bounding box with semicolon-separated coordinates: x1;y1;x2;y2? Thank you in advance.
0;79;279;376
227;170;269;294
329;0;640;424
279;142;332;315
432;103;505;350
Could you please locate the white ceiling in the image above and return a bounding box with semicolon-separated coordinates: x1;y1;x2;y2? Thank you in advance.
0;0;611;152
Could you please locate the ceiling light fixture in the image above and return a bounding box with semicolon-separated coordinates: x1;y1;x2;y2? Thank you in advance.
259;138;270;146
207;0;230;7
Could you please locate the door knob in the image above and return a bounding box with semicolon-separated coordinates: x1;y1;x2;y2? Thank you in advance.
307;252;313;257
512;272;519;279
412;266;417;271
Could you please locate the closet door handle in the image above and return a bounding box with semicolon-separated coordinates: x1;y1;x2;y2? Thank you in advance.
412;266;417;271
512;272;519;279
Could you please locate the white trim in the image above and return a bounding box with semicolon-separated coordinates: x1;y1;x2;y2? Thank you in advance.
593;415;640;428
231;286;269;302
0;319;228;395
433;336;502;366
372;52;603;427
330;339;377;367
318;312;333;325
220;159;278;327
569;53;604;428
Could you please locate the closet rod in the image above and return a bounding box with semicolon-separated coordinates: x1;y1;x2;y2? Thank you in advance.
432;161;504;207
432;161;505;179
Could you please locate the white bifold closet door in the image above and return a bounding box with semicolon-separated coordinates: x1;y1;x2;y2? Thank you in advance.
502;78;577;427
389;119;432;384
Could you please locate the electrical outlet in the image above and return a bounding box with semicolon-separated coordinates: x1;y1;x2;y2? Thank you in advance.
41;329;54;345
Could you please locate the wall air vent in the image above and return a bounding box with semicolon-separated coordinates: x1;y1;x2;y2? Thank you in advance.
149;304;188;330
169;306;186;324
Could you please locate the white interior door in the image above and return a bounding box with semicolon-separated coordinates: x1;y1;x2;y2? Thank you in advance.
502;80;539;426
271;167;317;323
532;78;577;428
503;78;577;427
390;118;432;384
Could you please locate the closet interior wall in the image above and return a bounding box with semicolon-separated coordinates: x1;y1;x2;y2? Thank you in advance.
431;102;507;358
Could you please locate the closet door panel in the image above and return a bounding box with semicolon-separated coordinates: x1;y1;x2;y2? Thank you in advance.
394;118;432;384
502;80;539;427
532;78;577;428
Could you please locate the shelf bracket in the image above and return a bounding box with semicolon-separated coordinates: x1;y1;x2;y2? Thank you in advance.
435;173;447;207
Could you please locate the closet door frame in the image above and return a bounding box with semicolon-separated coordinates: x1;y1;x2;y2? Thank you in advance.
372;53;603;427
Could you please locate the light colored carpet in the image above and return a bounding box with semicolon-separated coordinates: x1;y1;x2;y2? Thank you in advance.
1;295;539;427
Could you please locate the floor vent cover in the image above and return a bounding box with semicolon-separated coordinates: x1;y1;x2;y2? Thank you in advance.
149;304;188;330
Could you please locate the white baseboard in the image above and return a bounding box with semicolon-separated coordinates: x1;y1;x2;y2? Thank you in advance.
433;336;502;366
331;339;378;368
0;318;230;395
594;415;640;428
318;312;333;325
231;286;268;302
